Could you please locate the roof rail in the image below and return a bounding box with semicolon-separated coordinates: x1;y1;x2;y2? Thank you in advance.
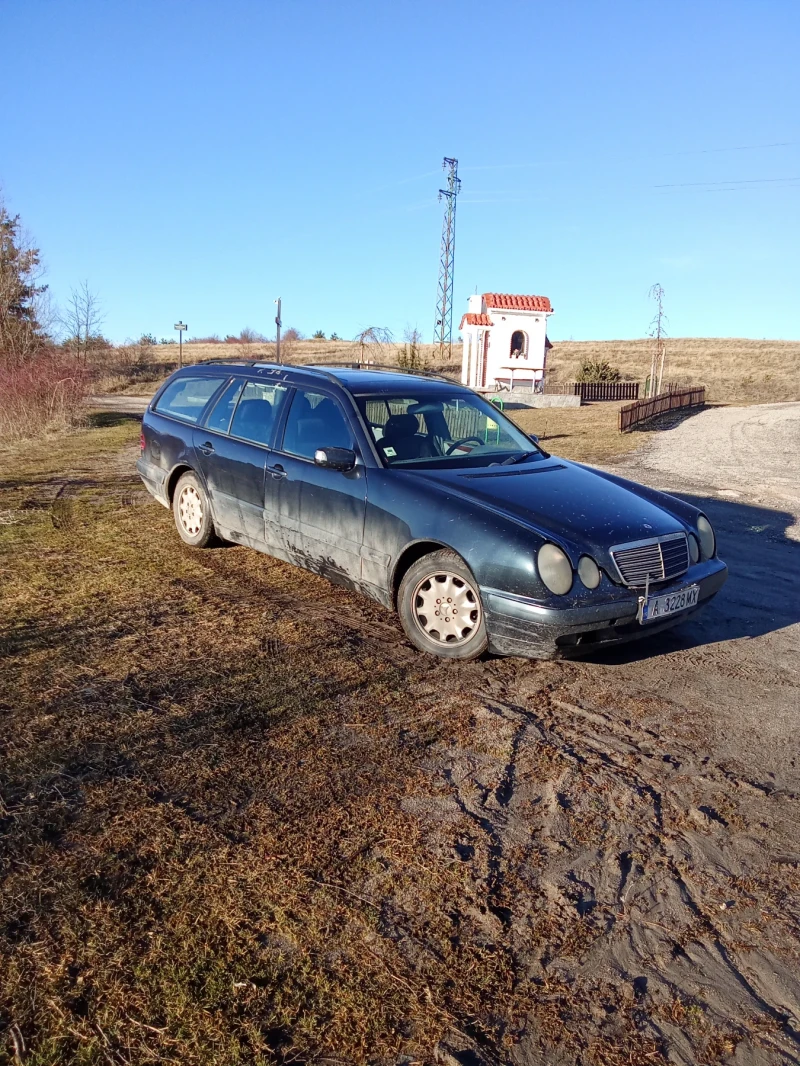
306;361;458;383
193;357;460;386
195;358;346;386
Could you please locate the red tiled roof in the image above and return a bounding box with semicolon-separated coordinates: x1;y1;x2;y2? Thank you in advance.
483;292;552;312
459;312;494;328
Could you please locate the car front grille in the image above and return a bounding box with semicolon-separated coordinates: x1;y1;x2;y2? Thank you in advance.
610;532;689;587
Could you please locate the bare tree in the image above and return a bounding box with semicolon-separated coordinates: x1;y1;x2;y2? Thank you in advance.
352;325;393;364
647;283;668;396
61;280;105;364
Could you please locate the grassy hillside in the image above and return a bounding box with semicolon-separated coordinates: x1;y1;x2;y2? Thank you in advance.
123;336;800;405
544;337;800;403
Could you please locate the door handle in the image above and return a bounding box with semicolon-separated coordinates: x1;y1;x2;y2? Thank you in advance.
199;441;215;456
267;463;287;480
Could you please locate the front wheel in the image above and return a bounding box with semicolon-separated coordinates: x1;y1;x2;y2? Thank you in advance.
172;471;216;548
397;550;488;660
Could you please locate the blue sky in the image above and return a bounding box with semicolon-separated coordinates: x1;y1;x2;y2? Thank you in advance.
2;0;798;343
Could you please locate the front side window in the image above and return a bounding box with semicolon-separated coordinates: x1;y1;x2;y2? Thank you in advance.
154;376;227;424
281;388;353;460
356;389;543;469
229;381;289;446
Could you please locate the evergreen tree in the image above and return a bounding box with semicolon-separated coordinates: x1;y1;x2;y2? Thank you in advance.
0;201;47;363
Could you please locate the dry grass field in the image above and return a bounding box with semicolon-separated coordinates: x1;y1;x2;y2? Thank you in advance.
3;413;800;1065
543;337;800;403
128;336;800;406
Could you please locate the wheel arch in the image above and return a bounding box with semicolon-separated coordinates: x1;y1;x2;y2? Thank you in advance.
390;539;460;608
166;463;198;504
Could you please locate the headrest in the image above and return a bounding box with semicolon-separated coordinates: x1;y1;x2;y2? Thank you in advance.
384;413;419;439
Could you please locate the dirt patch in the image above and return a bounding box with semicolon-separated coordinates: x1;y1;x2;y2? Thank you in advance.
1;418;799;1065
612;402;800;537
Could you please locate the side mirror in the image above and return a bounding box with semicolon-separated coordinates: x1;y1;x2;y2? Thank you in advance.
314;446;357;471
529;434;540;444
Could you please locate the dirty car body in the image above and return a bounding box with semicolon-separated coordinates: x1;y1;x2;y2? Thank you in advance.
137;362;728;660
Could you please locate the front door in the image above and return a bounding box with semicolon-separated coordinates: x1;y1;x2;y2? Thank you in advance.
268;386;367;584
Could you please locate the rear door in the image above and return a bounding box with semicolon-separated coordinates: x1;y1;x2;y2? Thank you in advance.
268;385;367;583
193;378;290;551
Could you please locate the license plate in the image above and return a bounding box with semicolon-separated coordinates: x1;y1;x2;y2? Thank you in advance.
639;584;699;624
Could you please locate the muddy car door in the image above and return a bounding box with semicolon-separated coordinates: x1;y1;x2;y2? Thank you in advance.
267;386;367;584
193;379;290;551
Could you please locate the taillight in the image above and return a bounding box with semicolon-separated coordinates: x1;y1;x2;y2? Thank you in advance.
139;430;145;454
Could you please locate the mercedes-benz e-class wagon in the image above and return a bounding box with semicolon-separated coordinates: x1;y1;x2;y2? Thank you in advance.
137;362;727;660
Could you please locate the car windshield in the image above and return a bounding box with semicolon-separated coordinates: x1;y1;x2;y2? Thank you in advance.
355;389;548;469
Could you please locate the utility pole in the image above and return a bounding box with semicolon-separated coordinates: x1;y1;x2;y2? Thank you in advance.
174;321;187;368
274;298;282;364
647;284;667;397
433;157;461;363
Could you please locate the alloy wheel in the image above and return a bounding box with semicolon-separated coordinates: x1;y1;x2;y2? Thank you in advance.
412;570;482;644
178;484;203;537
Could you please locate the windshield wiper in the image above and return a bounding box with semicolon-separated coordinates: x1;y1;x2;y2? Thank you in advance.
502;450;538;465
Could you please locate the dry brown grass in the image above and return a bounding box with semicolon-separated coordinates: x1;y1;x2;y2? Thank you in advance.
544;337;800;404
0;422;503;1063
1;417;794;1065
507;401;649;464
138;336;800;407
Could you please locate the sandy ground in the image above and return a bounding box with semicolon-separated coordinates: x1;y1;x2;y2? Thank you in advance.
617;402;800;537
82;397;800;1063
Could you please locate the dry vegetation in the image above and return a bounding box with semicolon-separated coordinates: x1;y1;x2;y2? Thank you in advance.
101;335;800;408
510;401;651;463
544;337;800;404
2;417;800;1064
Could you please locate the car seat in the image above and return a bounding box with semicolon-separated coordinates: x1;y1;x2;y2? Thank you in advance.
232;398;273;445
379;413;436;462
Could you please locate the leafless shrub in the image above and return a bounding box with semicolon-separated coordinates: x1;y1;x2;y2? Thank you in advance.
238;326;267;344
0;351;90;440
397;326;426;371
352;325;393;363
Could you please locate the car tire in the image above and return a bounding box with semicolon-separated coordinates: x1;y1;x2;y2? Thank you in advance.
398;549;488;660
172;471;217;548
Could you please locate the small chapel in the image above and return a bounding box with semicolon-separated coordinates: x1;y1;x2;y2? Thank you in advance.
459;292;553;392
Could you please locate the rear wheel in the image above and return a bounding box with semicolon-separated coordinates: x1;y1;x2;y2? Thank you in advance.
398;549;488;660
172;471;216;548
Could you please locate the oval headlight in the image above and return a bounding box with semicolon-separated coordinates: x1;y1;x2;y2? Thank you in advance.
538;543;573;595
688;533;700;565
697;515;715;560
578;555;601;589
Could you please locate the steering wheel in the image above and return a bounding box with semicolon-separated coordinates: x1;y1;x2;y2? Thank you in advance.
445;435;485;455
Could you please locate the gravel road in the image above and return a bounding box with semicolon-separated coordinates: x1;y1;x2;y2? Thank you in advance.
616;401;800;537
90;393;150;415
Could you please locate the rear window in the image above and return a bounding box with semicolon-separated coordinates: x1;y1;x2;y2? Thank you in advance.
154;376;227;424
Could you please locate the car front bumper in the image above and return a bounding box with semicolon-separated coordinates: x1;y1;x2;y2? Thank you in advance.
482;559;728;660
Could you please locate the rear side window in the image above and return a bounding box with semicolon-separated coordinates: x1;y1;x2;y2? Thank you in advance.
154;376;227;424
205;379;244;433
229;381;289;446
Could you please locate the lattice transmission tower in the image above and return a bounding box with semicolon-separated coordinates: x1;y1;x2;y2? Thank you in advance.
433;157;461;361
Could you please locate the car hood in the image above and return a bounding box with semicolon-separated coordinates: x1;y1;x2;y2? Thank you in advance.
421;457;685;554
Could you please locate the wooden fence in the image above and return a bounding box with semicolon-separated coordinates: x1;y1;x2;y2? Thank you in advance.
543;381;640;401
619;386;705;433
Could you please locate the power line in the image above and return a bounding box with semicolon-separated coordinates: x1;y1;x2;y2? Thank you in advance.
654;176;799;188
